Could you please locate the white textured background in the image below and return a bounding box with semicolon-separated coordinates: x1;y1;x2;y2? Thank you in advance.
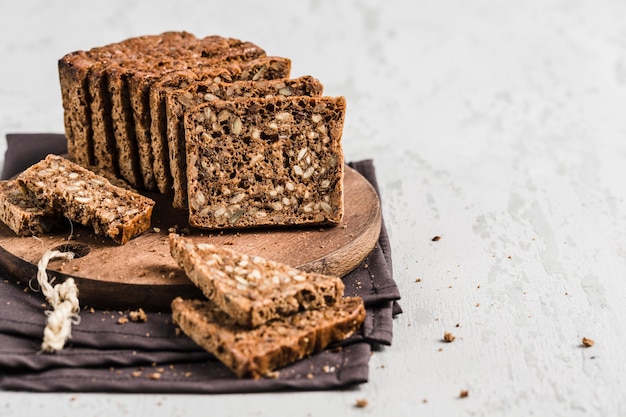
2;0;626;416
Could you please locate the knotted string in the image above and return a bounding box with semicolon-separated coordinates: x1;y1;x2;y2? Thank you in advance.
35;249;79;353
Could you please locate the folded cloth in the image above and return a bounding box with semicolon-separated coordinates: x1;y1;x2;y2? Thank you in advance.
0;134;401;393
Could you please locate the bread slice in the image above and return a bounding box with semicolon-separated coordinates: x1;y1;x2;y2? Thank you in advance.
0;180;63;236
150;56;293;198
169;233;345;328
165;75;323;207
16;155;155;245
184;96;346;229
171;296;365;379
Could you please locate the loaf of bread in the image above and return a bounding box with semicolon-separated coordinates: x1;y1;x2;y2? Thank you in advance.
59;31;199;168
184;96;346;229
149;56;292;196
166;75;323;207
0;180;63;236
16;155;155;245
169;233;345;328
128;39;270;191
58;32;271;190
171;296;365;379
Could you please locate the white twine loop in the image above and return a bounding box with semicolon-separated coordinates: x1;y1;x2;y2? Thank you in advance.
36;249;79;353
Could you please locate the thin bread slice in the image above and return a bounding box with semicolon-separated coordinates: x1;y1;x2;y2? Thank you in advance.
0;180;63;236
149;56;292;199
127;38;267;191
171;296;365;379
165;75;323;207
184;96;346;229
16;155;155;245
169;233;345;328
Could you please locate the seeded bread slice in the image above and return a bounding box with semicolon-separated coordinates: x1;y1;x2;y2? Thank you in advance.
171;296;365;379
149;56;293;198
184;96;346;229
169;234;345;328
0;180;63;236
16;155;155;245
165;75;323;207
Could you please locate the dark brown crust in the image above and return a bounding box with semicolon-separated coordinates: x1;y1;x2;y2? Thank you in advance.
171;296;365;379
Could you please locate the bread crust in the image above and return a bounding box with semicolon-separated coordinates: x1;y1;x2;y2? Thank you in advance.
171;296;365;379
169;233;345;328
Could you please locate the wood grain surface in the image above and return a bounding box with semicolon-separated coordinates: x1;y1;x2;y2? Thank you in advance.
0;166;380;310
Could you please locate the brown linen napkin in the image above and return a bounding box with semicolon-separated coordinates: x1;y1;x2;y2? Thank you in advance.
0;134;401;393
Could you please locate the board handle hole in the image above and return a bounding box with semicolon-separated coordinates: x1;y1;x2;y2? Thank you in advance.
51;243;90;259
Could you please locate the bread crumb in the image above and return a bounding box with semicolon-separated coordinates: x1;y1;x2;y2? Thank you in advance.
355;398;368;408
264;370;280;379
582;337;594;347
459;389;469;398
443;332;456;343
431;235;441;241
131;371;142;378
415;278;422;282
117;317;129;325
129;308;147;322
147;372;161;380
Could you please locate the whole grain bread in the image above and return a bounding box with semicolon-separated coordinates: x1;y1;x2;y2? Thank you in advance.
58;32;268;189
169;233;345;328
126;37;268;191
16;155;155;244
0;180;63;236
150;56;293;197
184;96;346;229
165;75;322;206
171;296;365;379
58;31;198;168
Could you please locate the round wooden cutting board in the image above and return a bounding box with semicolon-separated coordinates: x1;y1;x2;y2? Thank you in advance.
0;166;380;310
